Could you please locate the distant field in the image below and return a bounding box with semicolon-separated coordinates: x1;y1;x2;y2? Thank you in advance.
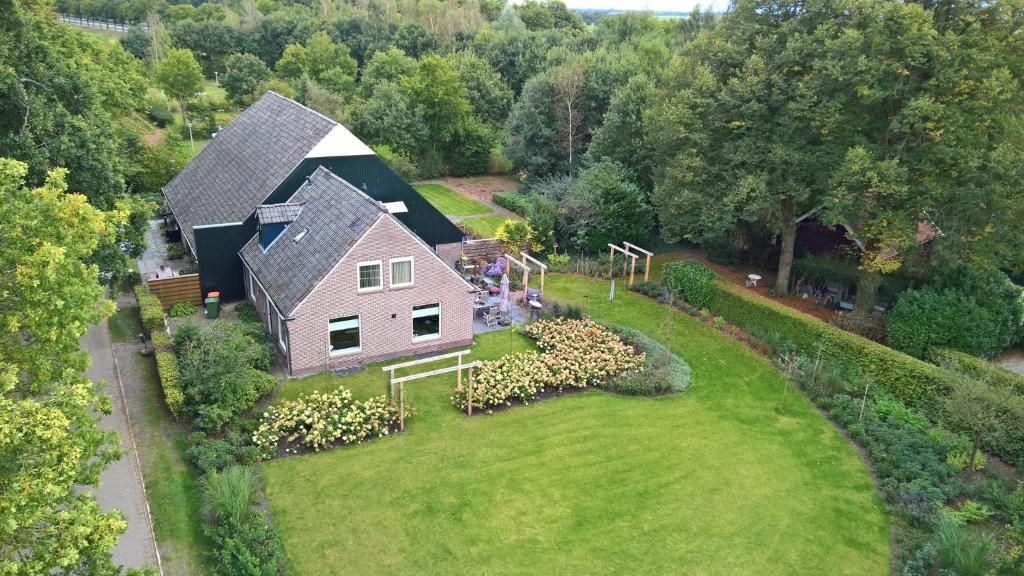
461;215;513;239
413;183;491;216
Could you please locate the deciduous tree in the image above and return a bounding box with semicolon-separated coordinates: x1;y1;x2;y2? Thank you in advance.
0;158;125;574
156;48;203;123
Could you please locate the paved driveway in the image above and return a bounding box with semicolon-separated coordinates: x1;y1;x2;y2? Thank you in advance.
83;318;161;571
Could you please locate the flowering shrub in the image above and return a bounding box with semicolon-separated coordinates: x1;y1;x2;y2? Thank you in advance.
452;318;644;411
486;256;506;277
253;387;402;459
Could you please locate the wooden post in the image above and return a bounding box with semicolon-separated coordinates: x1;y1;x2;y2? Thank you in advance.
522;269;530;303
539;266;545;293
467;366;474;416
399;382;405;431
456;354;462;391
629;256;636;286
644;253;651;282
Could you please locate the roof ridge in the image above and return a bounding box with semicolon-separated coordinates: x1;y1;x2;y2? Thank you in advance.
264;90;339;127
309;166;388;214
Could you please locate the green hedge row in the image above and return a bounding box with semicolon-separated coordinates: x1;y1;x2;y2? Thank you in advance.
492;191;530;216
134;284;165;334
155;349;185;415
931;348;1024;395
663;265;956;417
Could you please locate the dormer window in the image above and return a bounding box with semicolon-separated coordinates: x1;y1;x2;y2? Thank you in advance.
255;203;304;251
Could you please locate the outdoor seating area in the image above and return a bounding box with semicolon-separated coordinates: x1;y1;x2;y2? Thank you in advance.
464;253;547;333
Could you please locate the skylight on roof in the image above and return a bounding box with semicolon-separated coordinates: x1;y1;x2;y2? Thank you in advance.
383;201;408;214
293;228;308;243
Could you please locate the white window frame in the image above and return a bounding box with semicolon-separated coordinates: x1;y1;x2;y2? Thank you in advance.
411;303;441;343
356;260;383;293
328;315;361;355
264;288;271;327
277;309;288;352
389;257;414;288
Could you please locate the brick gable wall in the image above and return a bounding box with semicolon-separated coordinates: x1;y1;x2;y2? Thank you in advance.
280;215;474;377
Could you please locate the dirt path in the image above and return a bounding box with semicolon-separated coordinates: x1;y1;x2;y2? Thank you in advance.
83;313;161;572
996;350;1024;377
433;176;522;221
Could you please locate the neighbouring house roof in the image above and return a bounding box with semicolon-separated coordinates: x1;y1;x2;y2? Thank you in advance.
239;166;387;315
256;203;304;224
162;91;372;251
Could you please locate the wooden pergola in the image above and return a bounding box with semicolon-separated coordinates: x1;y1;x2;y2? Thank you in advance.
608;243;639;286
382;350;481;428
623;242;653;282
504;252;548;303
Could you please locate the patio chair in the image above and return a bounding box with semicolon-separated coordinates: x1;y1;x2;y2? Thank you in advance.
484;310;500;328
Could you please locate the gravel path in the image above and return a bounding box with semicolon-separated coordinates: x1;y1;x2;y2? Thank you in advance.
83;317;161;572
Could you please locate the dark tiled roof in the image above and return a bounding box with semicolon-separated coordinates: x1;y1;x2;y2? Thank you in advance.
256;203;304;224
240;167;386;315
163;92;336;250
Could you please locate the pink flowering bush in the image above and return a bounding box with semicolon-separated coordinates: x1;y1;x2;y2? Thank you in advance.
451;318;644;411
253;387;401;459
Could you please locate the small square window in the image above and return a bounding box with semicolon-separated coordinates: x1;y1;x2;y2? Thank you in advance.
358;261;382;291
412;303;440;342
391;258;413;287
329;316;360;354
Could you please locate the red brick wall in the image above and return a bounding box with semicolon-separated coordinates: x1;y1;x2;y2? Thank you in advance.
283;215;475;377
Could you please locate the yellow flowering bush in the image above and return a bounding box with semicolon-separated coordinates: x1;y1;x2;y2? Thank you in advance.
253;387;402;459
452;318;644;411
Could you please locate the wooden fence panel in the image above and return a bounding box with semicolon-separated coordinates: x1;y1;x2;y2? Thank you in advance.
146;274;203;310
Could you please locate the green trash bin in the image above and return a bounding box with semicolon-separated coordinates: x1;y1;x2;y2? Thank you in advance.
204;296;220;319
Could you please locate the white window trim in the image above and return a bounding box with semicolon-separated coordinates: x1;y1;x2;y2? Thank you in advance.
264;287;271;327
389;257;414;288
249;270;257;300
276;308;288;352
328;315;362;356
411;303;441;343
356;260;383;293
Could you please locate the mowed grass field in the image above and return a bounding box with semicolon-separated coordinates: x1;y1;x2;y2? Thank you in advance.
413;183;492;216
263;274;890;575
460;215;511;239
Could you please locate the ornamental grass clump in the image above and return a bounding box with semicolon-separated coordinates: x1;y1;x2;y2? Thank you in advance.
253;387;401;459
451;318;644;411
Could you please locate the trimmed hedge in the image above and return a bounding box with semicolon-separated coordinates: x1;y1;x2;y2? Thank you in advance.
156;350;185;415
656;262;955;417
931;348;1024;396
705;278;953;415
134;284;165;334
151;330;173;352
492;191;530;216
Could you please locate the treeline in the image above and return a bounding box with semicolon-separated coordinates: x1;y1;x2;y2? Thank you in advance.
108;0;715;183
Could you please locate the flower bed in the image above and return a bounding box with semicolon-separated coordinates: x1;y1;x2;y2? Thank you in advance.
451;318;644;411
253;387;401;459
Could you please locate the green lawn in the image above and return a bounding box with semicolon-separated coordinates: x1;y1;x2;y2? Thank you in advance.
461;215;513;239
263;274;890;575
413;183;492;216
